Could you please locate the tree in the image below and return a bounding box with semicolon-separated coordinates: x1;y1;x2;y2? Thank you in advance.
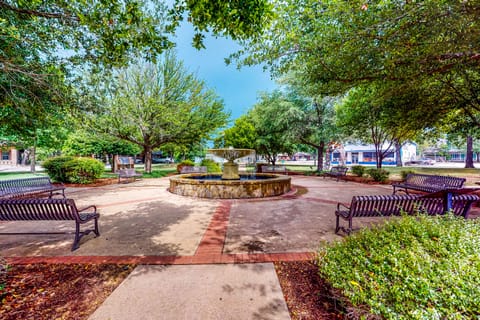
248;91;297;165
214;115;257;149
1;0;272;130
93;52;229;173
234;1;480;94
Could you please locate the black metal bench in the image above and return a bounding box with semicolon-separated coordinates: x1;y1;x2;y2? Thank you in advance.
323;166;349;181
261;165;288;175
335;194;479;234
0;177;65;199
392;173;465;195
0;198;100;250
117;168;143;183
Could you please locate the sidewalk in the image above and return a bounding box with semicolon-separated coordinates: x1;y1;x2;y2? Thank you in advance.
2;176;396;319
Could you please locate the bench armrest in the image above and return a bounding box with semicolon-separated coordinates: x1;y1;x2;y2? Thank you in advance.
336;202;350;211
78;204;97;213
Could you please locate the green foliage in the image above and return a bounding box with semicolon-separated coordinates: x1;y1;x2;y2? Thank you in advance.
351;165;366;177
318;214;480;318
62;130;141;158
214;115;257;149
63;157;105;184
42;156;75;182
42;156;104;184
400;169;416;181
176;160;195;173
92;51;229;174
200;159;221;173
367;168;390;182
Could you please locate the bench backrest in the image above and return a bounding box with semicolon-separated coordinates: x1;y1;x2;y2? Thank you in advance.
180;166;207;173
331;166;348;174
0;177;55;197
261;165;286;172
0;198;80;222
405;174;465;189
349;194;478;218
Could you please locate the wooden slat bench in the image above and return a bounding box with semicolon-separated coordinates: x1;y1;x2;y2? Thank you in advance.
335;194;479;234
392;173;465;195
261;165;288;175
117;168;142;183
0;177;65;199
323;166;349;181
0;198;100;251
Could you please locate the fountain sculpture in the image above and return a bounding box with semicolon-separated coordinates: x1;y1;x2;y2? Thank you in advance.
169;147;291;199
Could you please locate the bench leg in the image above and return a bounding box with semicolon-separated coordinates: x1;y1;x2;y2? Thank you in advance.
335;215;340;234
72;223;81;251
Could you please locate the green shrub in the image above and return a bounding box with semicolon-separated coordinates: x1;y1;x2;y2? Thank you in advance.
200;159;221;173
351;165;366;177
42;156;75;182
64;157;105;184
176;159;195;173
400;169;416;180
367;168;390;182
318;214;480;319
42;156;104;183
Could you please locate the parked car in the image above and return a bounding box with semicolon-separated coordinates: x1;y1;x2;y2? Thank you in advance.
152;157;173;164
405;158;435;166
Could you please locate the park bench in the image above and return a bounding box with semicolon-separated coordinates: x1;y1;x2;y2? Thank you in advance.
0;177;65;199
261;165;288;175
180;166;207;174
392;173;465;195
117;168;142;183
323;166;349;181
0;198;100;251
335;194;479;234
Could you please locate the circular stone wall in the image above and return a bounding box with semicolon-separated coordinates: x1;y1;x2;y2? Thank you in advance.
169;173;291;199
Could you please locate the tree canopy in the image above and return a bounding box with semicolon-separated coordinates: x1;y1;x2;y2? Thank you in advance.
92;51;229;173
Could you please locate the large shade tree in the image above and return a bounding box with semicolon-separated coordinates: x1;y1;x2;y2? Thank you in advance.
94;52;229;173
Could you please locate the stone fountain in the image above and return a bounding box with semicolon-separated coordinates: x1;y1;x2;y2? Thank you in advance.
208;147;255;180
169;147;291;199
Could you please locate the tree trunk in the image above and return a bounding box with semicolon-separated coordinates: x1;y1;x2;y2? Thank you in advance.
465;135;474;168
316;142;325;172
144;146;153;173
395;139;403;167
374;144;382;169
30;135;37;173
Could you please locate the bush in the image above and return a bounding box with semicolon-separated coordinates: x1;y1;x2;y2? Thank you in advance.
176;159;195;173
351;165;366;177
42;156;104;184
42;156;75;182
317;214;480;318
200;159;221;173
400;169;416;180
367;168;390;182
64;157;105;184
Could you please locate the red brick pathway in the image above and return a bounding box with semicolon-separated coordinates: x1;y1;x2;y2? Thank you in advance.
7;199;315;265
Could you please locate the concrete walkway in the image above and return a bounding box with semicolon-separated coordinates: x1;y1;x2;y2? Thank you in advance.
0;176;407;319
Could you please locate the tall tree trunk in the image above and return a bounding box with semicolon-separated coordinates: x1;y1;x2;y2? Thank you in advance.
316;142;325;172
144;146;153;173
30;135;37;173
395;139;403;167
465;135;474;168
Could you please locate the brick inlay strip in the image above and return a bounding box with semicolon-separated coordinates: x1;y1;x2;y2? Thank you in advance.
195;200;231;256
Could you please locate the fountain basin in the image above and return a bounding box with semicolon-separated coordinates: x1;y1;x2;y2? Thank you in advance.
169;173;291;199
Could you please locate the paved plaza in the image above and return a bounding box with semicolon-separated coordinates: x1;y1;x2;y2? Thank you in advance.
3;175;471;319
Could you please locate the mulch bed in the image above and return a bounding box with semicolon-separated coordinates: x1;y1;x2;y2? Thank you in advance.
0;261;344;319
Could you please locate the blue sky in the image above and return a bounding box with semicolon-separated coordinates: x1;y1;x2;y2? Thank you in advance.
173;24;277;123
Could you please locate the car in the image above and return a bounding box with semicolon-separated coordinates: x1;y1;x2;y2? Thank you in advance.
152;157;173;164
405;158;435;166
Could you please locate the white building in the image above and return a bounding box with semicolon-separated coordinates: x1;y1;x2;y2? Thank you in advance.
330;143;417;166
